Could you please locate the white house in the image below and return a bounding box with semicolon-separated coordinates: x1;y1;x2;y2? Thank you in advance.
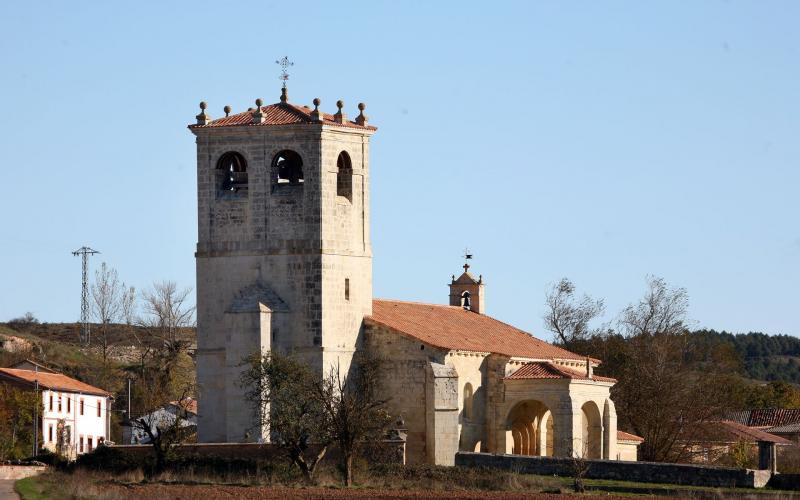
0;362;112;458
122;398;197;444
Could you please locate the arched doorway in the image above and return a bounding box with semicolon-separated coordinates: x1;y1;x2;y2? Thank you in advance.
506;400;553;456
581;401;602;459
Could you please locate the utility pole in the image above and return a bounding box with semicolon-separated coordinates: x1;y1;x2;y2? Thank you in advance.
33;366;39;457
72;246;99;344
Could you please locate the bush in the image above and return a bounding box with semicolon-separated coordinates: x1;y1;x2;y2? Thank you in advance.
7;312;39;331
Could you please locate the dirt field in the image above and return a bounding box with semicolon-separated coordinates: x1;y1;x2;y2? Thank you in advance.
99;484;664;499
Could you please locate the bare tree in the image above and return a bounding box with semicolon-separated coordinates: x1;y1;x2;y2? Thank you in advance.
543;278;605;345
316;353;393;486
619;276;688;337
612;276;739;462
240;352;331;483
128;383;195;477
140;281;195;346
91;262;123;364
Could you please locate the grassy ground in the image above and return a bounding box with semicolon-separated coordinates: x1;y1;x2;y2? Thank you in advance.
14;476;49;500
13;468;800;500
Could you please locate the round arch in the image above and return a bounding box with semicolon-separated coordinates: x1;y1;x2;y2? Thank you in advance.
581;400;602;459
506;400;553;456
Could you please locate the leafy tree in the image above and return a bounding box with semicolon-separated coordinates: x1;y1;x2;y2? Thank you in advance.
0;384;41;460
241;352;331;482
241;352;393;486
316;353;393;486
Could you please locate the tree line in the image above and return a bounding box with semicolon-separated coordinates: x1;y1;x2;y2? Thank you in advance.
545;276;800;463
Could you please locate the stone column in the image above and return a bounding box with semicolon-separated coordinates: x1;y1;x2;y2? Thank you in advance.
425;362;460;465
553;395;581;457
603;399;618;460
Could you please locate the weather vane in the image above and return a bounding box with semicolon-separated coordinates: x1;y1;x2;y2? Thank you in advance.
276;56;294;89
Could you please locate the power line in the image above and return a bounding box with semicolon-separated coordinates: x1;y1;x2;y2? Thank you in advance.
71;246;99;345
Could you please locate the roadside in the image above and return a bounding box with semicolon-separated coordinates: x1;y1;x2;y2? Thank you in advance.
0;480;19;500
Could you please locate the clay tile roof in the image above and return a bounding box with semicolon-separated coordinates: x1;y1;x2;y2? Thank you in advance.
713;420;792;445
505;362;617;383
0;368;111;397
170;397;198;415
189;102;377;131
727;409;800;428
617;430;645;443
368;300;590;361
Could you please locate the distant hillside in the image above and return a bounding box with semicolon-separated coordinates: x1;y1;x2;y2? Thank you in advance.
692;329;800;384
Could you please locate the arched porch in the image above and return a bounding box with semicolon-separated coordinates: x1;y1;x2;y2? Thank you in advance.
505;400;554;456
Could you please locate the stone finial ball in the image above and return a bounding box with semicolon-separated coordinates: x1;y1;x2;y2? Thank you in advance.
313;98;321;107
336;100;344;109
255;98;263;107
199;101;207;110
358;102;366;111
224;105;231;114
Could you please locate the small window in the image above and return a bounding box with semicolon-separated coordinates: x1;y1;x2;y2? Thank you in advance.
337;151;353;201
67;397;71;414
216;151;248;196
273;150;304;185
463;383;474;420
57;395;62;413
345;278;350;301
80;398;84;416
97;399;102;417
87;436;93;452
49;394;53;411
48;424;53;443
79;436;84;453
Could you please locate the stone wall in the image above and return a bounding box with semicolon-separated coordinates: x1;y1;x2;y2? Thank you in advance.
455;452;772;489
0;465;47;480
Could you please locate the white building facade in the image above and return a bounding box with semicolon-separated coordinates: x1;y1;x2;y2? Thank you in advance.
0;365;111;458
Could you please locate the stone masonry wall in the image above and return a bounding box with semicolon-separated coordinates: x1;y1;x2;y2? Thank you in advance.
455;452;772;489
191;122;374;443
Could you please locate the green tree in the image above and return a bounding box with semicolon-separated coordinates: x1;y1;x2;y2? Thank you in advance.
0;384;41;460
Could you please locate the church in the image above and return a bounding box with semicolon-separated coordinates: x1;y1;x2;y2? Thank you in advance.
187;83;641;465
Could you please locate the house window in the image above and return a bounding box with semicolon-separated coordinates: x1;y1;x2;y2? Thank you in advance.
80;399;84;416
97;399;102;417
273;150;304;185
48;425;53;443
463;383;474;421
67;397;71;414
57;395;62;413
87;437;93;452
216;151;248;196
345;278;350;301
79;436;84;453
336;151;353;201
49;394;53;411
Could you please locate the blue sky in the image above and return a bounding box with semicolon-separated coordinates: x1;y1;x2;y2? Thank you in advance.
1;1;798;337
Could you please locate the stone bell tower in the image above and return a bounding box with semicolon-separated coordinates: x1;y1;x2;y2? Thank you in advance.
449;258;485;314
189;85;376;443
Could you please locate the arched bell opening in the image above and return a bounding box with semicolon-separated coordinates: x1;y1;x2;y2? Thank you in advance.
216;151;248;196
273;150;304;185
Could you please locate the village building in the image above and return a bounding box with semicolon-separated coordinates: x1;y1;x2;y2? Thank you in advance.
188;84;642;464
0;362;112;458
122;398;198;445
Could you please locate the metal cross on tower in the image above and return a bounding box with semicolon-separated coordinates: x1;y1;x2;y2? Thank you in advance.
275;56;294;89
72;246;99;344
462;248;473;272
